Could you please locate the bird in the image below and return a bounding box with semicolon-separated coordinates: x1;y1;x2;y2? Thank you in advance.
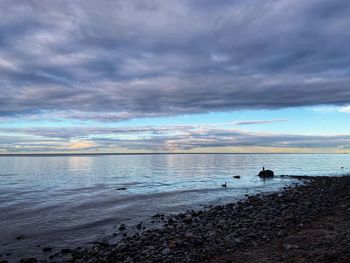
222;182;227;188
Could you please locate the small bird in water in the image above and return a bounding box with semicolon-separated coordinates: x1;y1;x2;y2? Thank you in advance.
222;182;227;188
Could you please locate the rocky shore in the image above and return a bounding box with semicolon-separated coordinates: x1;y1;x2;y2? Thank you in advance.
4;176;350;263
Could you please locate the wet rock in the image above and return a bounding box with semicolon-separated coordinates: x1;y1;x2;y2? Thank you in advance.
43;247;52;252
168;240;177;249
61;248;71;254
152;214;161;218
258;169;274;178
119;224;126;231
19;258;38;263
161;247;171;255
208;231;216;238
183;215;192;223
16;235;24;240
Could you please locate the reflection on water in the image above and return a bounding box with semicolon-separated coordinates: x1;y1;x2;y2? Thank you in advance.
68;156;93;172
0;153;349;261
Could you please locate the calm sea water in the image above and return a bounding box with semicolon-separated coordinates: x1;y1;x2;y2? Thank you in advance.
0;153;349;261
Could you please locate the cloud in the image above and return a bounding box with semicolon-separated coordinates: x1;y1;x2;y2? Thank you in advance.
1;125;350;152
234;119;288;125
339;106;350;113
311;105;350;114
1;0;350;121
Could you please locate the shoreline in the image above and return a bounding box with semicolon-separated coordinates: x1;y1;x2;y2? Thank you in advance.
4;175;350;263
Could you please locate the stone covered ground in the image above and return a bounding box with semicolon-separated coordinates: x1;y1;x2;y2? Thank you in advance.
3;176;350;263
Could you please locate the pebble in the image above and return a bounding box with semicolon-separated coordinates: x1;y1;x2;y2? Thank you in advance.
19;258;38;263
161;248;170;255
283;243;299;250
61;248;71;254
184;232;194;239
16;235;24;240
43;247;52;252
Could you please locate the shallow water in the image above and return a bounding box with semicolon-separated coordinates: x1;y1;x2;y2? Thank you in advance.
0;153;349;261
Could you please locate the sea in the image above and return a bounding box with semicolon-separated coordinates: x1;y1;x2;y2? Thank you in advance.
0;153;349;261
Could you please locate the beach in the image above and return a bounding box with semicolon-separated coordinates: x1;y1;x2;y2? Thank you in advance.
9;175;349;263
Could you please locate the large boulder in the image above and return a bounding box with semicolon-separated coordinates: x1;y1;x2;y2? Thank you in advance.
258;169;274;178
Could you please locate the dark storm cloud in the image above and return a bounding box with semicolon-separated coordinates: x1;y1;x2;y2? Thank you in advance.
1;0;350;120
1;126;350;152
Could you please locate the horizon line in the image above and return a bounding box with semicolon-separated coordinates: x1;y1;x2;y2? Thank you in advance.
0;152;348;157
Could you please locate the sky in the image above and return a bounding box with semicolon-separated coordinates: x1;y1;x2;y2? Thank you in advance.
0;0;350;153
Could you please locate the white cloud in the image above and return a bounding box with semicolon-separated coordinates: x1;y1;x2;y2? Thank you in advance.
339;106;350;113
